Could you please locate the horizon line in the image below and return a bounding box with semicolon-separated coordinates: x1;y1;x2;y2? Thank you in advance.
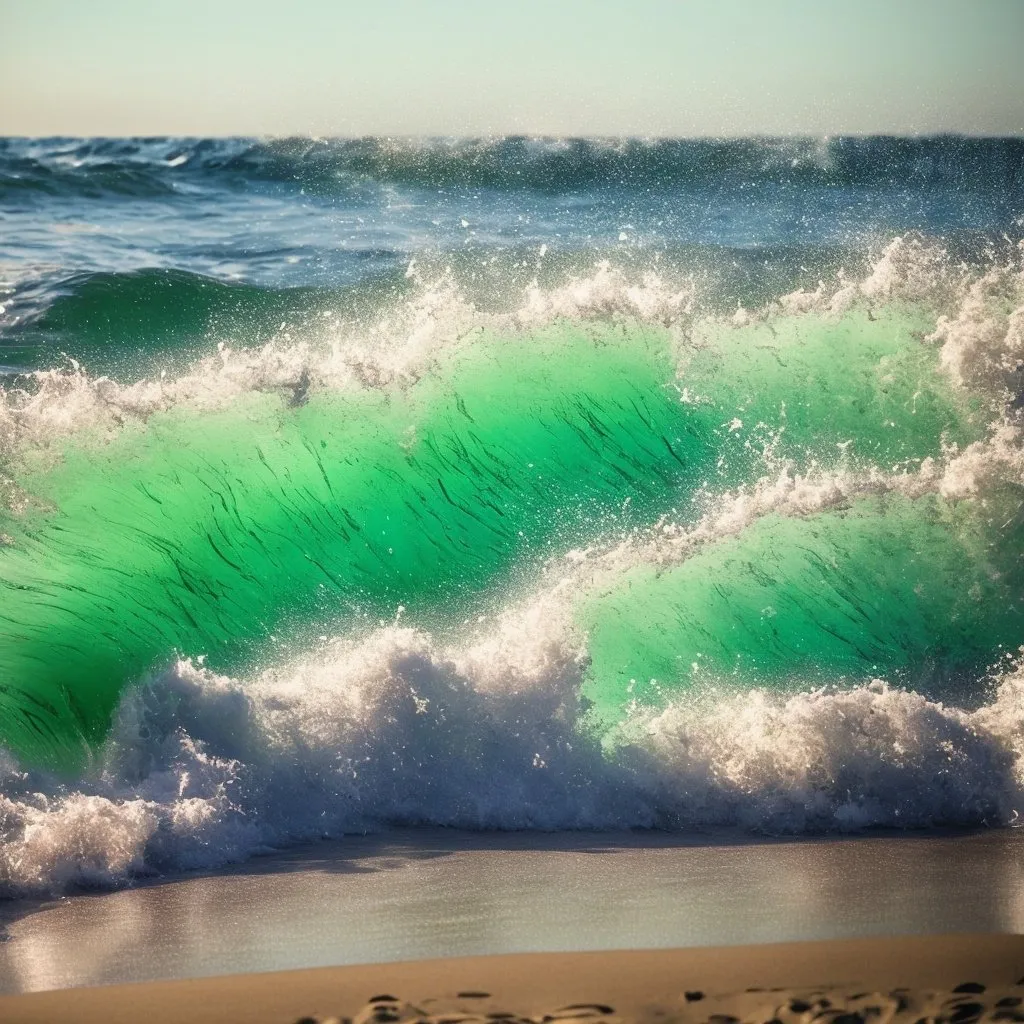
5;131;1024;142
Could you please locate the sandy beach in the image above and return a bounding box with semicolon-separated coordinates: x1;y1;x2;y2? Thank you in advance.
0;934;1021;1024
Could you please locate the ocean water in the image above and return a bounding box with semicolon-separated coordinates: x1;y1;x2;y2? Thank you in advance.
1;135;1024;894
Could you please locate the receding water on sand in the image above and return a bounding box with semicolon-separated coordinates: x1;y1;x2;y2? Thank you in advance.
1;829;1022;994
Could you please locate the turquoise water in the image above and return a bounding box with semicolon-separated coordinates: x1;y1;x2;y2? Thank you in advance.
1;137;1023;890
1;303;1010;768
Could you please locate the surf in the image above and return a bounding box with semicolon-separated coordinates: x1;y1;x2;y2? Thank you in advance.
0;240;1017;764
0;236;1023;893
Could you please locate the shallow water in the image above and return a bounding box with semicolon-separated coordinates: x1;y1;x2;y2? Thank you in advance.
1;830;1022;994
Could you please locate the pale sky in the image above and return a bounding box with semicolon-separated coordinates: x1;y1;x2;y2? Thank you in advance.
2;0;1023;137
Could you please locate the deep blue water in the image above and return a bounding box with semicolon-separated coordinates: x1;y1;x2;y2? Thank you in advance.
2;135;1022;375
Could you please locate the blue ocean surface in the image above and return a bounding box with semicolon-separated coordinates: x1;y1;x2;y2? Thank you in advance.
0;135;1023;894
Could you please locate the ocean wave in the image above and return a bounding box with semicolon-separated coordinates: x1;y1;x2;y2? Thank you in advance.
1;239;1024;890
0;245;867;378
3;235;1020;455
3;136;1023;201
1;626;1021;895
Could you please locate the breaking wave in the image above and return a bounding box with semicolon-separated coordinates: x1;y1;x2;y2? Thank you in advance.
1;236;1024;893
4;135;1023;198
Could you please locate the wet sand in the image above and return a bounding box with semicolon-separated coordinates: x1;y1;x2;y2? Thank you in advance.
0;935;1021;1024
0;829;1021;996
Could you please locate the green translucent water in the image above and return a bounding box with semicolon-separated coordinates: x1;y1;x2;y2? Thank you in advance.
0;307;997;768
580;492;1024;725
10;268;410;378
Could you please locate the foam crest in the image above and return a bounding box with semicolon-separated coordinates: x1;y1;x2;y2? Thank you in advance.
518;261;695;325
930;245;1024;398
631;673;1024;830
8;237;1019;465
1;622;1021;895
770;236;969;318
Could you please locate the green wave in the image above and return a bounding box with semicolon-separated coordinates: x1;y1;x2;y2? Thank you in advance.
0;306;997;769
6;268;408;378
581;492;1024;726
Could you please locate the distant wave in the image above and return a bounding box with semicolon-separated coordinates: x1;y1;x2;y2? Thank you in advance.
0;147;179;200
215;135;1024;193
2;136;1023;201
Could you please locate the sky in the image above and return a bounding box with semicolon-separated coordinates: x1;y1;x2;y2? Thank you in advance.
2;0;1023;137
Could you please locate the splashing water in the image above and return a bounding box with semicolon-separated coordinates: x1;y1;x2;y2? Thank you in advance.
2;131;1024;893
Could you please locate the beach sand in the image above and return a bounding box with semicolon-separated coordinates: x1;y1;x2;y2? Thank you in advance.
0;936;1021;1024
0;830;1021;1022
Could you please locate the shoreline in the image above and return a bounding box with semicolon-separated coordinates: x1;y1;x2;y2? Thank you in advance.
1;828;1022;996
0;935;1021;1024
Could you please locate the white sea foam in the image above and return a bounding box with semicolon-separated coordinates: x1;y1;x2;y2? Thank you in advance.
0;616;1021;895
2;239;1024;895
7;236;1022;467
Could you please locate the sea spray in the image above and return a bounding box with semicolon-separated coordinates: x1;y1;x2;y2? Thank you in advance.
0;232;1023;892
0;300;979;767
